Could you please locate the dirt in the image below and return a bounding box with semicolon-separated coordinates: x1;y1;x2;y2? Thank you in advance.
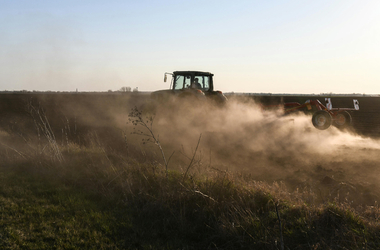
1;92;380;207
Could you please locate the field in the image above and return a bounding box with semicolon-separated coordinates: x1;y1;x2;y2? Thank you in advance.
1;92;380;249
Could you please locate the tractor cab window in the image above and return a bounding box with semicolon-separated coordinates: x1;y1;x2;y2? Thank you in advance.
194;76;210;91
174;75;191;90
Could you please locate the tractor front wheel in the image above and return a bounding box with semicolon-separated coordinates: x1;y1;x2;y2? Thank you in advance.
312;110;332;130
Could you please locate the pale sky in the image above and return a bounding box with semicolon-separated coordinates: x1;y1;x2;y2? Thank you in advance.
1;0;379;94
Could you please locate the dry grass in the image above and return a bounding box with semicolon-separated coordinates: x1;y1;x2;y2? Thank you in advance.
0;94;380;249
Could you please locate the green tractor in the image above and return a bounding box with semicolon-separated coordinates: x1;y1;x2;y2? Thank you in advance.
151;71;228;104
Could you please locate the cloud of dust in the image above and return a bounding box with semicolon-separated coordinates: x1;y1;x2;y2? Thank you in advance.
6;93;377;206
11;93;380;204
151;98;358;167
136;97;380;205
6;92;380;195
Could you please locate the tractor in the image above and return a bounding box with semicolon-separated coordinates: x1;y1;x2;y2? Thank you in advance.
150;71;228;105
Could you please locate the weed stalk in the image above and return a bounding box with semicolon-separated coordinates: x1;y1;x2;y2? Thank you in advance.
128;106;172;176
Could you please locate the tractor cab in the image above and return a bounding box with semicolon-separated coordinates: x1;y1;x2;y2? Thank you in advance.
151;70;227;104
165;71;213;92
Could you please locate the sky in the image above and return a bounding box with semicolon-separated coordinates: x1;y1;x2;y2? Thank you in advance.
1;0;379;94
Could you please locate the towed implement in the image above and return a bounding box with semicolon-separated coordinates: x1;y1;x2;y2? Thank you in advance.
283;98;360;130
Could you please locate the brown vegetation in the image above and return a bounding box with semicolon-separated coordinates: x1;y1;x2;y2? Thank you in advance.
1;92;380;249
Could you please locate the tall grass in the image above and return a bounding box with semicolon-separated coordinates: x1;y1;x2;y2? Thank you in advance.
0;105;380;249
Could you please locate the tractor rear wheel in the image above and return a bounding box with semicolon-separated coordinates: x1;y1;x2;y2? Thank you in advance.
333;111;352;128
312;110;332;130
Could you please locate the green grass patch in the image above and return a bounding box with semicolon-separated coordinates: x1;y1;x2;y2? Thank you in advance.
0;166;135;249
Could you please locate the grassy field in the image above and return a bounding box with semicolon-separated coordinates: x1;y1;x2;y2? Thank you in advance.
1;93;380;249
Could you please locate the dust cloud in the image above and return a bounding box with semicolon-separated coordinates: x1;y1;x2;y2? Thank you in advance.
135;97;380;206
1;93;379;206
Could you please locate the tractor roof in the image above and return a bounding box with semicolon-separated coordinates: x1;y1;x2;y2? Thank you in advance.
173;71;214;76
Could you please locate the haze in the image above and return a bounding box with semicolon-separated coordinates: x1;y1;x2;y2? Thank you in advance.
1;0;379;94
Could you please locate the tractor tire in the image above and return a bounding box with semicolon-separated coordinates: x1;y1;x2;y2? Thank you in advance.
333;111;352;128
178;91;206;107
312;110;332;130
208;94;228;107
215;93;228;105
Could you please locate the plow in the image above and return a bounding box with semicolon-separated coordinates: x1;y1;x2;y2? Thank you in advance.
281;98;360;130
